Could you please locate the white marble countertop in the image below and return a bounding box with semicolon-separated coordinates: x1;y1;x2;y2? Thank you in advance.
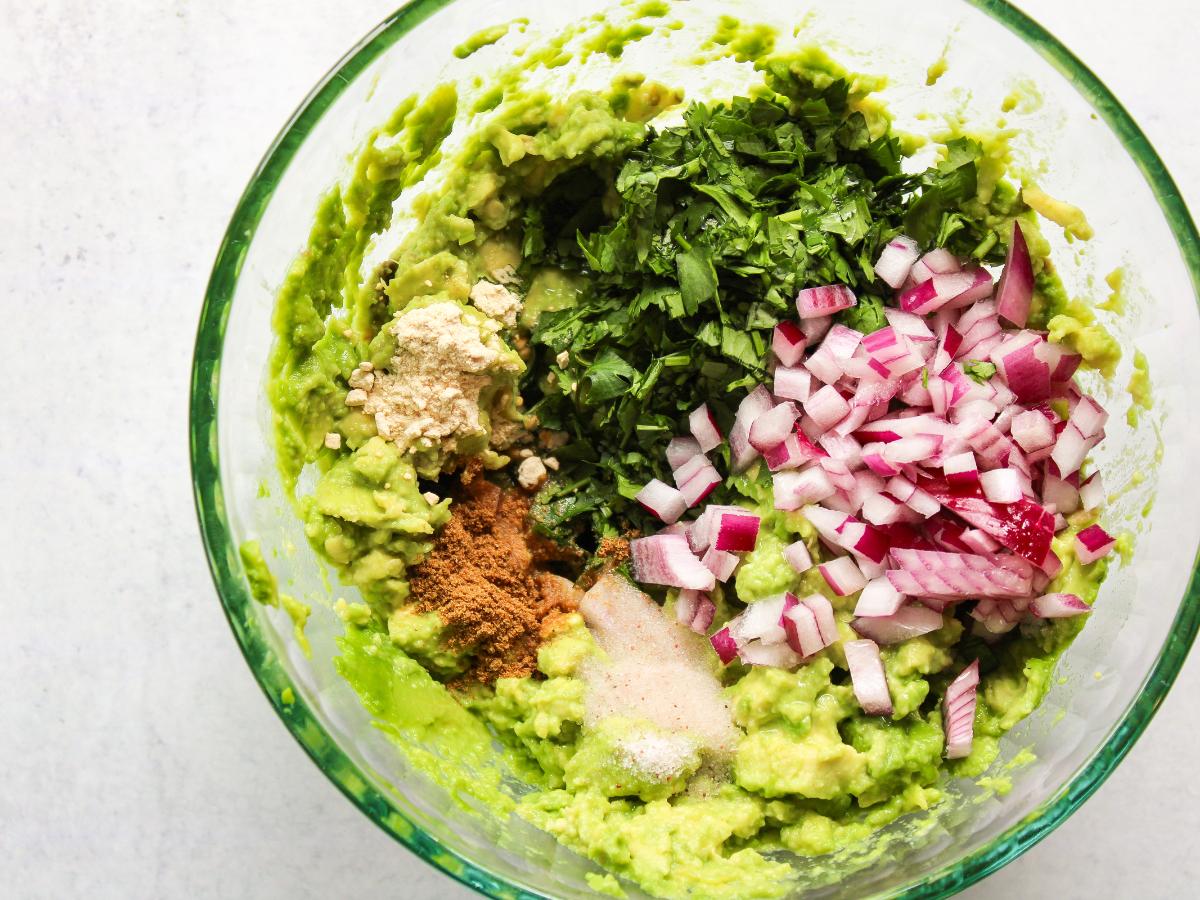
1;1;1196;897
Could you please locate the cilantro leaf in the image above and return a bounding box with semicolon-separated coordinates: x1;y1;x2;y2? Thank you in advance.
964;360;997;383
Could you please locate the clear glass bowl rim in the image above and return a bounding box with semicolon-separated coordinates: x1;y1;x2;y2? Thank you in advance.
189;1;1200;896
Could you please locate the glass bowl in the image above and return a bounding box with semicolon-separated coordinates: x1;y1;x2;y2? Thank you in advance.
191;0;1200;896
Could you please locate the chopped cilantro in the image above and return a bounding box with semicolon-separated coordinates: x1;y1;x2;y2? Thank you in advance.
520;78;1013;542
964;360;998;383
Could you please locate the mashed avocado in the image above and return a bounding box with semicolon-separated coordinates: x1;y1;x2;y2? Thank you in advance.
252;10;1127;898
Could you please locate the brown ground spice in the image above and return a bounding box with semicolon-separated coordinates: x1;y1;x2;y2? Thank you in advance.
408;471;581;683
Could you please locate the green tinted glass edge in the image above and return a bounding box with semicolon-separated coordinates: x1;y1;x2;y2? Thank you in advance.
189;2;1200;898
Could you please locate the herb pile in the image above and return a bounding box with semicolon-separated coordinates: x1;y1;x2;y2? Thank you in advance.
521;74;1013;544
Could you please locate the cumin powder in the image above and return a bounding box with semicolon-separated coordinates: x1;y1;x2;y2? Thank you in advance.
409;472;580;683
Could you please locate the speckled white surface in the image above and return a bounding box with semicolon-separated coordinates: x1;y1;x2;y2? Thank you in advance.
0;1;1197;898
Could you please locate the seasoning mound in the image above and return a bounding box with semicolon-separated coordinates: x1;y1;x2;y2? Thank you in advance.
408;470;580;682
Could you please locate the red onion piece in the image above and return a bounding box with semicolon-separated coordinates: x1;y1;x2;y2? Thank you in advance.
772;321;808;367
1029;592;1090;618
738;640;804;668
774;365;814;402
845;639;893;716
797;284;857;318
701;546;739;583
630;534;716;590
805;593;839;645
714;511;761;552
884;308;935;340
943;451;979;487
806;385;852;431
666;436;702;470
735;593;790;644
875;235;921;288
854;576;904;617
1042;473;1081;515
672;453;710;487
688;403;723;453
749;401;801;452
980;469;1022;504
783;539;813;574
944;660;979;759
1075;524;1115;564
782;598;824;657
675;588;702;625
911;248;961;284
710;627;739;664
678;462;721;508
1010;409;1055;453
995;222;1034;327
918;477;1056;569
1079;472;1104;511
886;547;1033;600
773;468;837;510
819;555;867;596
991;331;1051;403
636;479;687;524
690;596;716;634
852;604;944;644
730;385;775;471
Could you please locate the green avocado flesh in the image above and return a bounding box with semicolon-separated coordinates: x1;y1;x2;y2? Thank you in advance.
256;11;1121;899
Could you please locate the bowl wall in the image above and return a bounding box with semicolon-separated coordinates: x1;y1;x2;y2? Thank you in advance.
192;1;1200;896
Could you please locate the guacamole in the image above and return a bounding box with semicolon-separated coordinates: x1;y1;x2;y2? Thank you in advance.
254;8;1128;898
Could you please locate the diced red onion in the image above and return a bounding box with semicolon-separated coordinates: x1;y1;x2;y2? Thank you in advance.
805;385;852;431
714;512;761;552
874;235;921;288
911;248;961;284
883;433;943;465
734;593;790;644
783;540;813;574
886;548;1033;599
701;546;739;582
1075;524;1115;564
672;453;710;488
819;457;857;492
630;534;715;590
738;640;803;668
819;555;867;596
774;365;813;402
678;462;721;508
1042;473;1081;515
1010;409;1054;453
852;604;944;644
861;491;909;526
1070;395;1109;439
773;468;837;510
1030;592;1091;618
845;639;893;716
854;576;904;617
730;385;775;471
943;451;979;487
636;479;687;524
960;528;1001;554
782;598;824;657
994;222;1034;327
688;404;723;453
675;588;703;625
749;401;801;452
991;331;1050;403
772;321;807;367
1049;423;1090;477
919;478;1056;568
710;627;739;665
797;284;857;318
1079;472;1104;511
980;469;1022;504
944;660;979;759
666;436;702;470
884;308;935;340
690;596;716;634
